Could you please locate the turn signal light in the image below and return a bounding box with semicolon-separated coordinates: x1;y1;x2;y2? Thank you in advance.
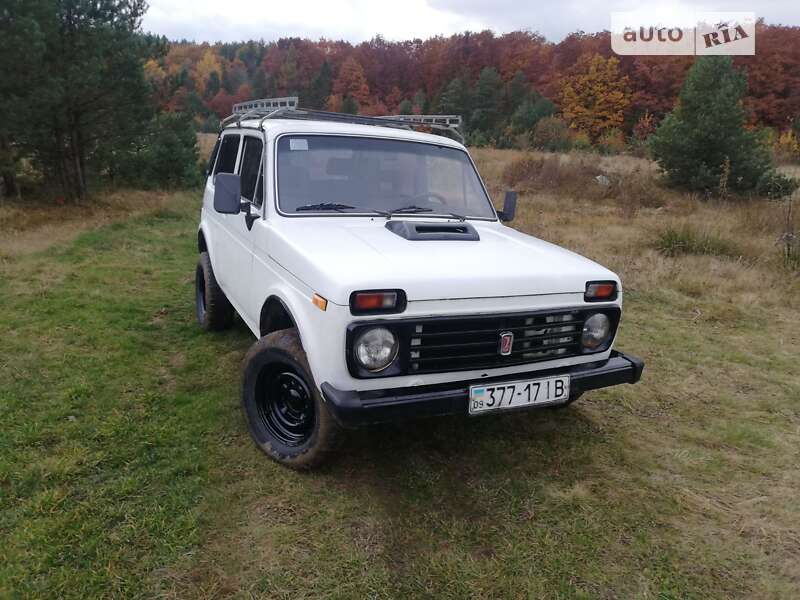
350;290;407;315
312;293;328;311
585;281;618;302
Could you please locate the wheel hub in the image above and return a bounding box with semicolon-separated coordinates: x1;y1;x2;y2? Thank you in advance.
257;369;315;447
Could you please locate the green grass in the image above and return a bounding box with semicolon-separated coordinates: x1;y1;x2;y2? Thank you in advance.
655;226;739;258
1;192;799;598
0;198;247;597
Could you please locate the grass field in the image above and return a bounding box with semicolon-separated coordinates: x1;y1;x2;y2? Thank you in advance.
1;148;799;598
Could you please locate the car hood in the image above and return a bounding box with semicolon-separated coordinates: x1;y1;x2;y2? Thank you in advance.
268;218;619;305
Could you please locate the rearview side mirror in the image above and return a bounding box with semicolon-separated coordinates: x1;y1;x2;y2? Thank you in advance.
497;190;517;222
213;173;243;214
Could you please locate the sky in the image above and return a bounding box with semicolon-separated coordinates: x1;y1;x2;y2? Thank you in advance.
142;0;799;43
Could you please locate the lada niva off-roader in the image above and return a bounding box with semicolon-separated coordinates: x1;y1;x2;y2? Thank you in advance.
196;97;644;468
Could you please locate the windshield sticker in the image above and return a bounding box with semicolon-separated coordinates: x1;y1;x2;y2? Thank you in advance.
289;138;308;151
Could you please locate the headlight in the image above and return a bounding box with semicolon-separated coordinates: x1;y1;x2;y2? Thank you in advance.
354;327;398;372
582;313;611;350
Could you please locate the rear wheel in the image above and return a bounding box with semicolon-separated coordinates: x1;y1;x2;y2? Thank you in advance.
241;328;340;469
195;251;234;330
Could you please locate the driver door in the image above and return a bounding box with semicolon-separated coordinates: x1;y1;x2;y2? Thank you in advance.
210;132;262;325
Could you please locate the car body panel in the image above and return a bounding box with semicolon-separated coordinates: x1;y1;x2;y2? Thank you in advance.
199;118;625;395
264;216;619;305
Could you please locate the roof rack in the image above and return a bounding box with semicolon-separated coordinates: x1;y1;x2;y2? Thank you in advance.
221;97;464;142
232;96;299;114
222;96;299;128
376;114;462;129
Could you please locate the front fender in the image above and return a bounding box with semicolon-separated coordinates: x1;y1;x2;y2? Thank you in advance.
250;253;350;391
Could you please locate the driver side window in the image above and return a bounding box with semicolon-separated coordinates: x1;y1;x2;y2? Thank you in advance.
214;134;241;178
238;136;264;205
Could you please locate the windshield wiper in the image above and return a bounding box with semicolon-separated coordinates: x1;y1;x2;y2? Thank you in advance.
390;204;433;215
295;202;389;216
295;202;356;212
388;204;466;221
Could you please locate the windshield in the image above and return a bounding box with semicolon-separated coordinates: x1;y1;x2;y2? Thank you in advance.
276;135;496;219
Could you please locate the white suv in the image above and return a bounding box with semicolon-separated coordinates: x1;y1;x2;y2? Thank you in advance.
196;98;644;468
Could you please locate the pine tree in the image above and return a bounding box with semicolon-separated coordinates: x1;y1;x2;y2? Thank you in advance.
251;69;268;98
505;71;529;114
236;42;263;76
115;113;199;188
438;77;471;126
222;63;248;95
205;71;221;99
649;56;773;193
264;72;278;98
413;90;428;113
398;99;413;115
471;67;503;136
511;95;555;134
0;0;49;198
305;61;332;109
341;96;359;114
226;61;248;94
279;45;300;95
23;0;153;201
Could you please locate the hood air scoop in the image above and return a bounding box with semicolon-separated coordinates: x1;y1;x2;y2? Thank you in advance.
385;220;480;241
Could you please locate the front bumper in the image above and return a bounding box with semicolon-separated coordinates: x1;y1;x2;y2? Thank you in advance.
321;350;644;427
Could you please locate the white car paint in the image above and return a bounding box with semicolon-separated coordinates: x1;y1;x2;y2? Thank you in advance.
199;118;624;393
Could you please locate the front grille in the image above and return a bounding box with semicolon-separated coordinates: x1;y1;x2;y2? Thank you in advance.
405;309;590;374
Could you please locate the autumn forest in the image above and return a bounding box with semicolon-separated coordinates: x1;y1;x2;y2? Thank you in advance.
2;2;798;202
148;22;800;144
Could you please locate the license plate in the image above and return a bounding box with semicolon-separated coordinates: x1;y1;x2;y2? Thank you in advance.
469;375;570;415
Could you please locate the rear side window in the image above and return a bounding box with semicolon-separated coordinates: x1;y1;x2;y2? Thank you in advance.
238;136;263;202
214;135;240;176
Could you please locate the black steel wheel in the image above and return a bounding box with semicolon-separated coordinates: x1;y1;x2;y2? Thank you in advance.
241;328;341;469
256;369;316;447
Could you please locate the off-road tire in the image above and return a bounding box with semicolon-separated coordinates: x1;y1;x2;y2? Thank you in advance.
241;328;341;469
195;251;234;330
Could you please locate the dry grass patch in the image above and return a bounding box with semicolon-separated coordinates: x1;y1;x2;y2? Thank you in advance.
493;150;668;218
197;133;217;163
0;189;192;257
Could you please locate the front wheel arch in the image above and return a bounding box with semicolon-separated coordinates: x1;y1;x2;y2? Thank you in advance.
259;295;296;338
198;229;208;254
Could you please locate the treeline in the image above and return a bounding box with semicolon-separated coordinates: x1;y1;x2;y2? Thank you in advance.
1;2;799;202
149;22;800;146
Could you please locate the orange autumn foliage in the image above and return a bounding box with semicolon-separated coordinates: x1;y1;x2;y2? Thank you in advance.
559;54;630;141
